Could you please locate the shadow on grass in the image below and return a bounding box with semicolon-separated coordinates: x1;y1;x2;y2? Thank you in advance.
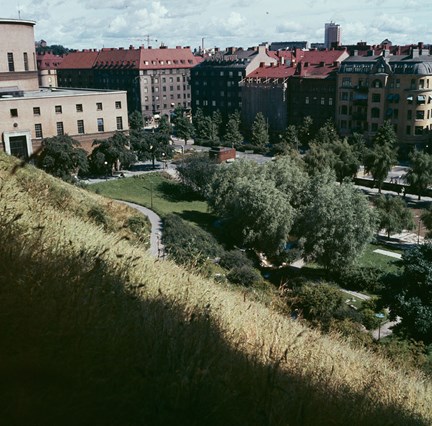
157;180;203;203
177;209;217;229
0;230;428;426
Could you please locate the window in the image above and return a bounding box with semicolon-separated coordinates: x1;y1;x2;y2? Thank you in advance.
55;105;62;113
56;122;64;136
371;123;379;131
96;102;103;111
341;92;349;101
320;97;325;105
97;118;104;132
33;107;40;115
305;96;309;104
77;119;85;134
116;116;123;130
396;79;400;88
342;77;351;88
415;126;423;135
407;110;412;120
406;125;411;135
416;110;425;120
23;52;29;71
340;105;348;115
7;52;14;71
10;108;18;117
35;123;43;138
372;93;381;103
76;104;83;112
393;109;399;119
115;101;122;109
372;79;382;88
329;97;333;106
371;107;380;118
420;79;425;89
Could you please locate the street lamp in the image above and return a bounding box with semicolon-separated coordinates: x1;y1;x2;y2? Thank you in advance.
104;161;108;180
375;313;385;340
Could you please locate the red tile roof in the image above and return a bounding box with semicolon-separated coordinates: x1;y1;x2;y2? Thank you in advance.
36;51;64;70
246;63;295;79
57;50;99;69
57;46;200;70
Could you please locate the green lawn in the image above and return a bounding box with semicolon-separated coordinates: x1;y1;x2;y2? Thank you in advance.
89;173;216;229
357;243;403;273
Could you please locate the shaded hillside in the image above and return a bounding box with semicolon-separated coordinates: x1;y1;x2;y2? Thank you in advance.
0;152;431;425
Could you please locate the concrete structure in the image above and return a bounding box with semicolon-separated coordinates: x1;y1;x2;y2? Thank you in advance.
0;18;129;159
324;22;341;50
209;146;236;163
336;45;432;145
57;46;201;124
191;45;277;118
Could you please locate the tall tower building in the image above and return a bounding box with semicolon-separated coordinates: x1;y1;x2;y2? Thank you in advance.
324;22;341;49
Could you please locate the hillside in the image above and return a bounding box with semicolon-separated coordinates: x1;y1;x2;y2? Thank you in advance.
0;152;431;426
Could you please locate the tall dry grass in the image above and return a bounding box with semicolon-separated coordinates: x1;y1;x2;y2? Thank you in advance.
0;152;431;425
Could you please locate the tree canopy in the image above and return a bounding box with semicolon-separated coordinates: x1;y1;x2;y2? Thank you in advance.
37;135;89;181
405;150;432;200
251;112;269;147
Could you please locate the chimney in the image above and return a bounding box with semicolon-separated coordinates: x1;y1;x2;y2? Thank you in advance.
354;50;358;56
280;57;285;65
129;45;134;50
412;47;419;58
383;49;390;57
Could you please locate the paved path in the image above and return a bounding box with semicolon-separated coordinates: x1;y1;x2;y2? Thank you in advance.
372;317;401;340
116;200;164;258
373;249;402;259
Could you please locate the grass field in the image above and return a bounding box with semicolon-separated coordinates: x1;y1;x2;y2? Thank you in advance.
358;243;402;273
89;173;217;229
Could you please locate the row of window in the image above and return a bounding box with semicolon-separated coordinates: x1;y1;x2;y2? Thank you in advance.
5;52;30;72
195;100;239;108
304;96;333;105
144;85;189;93
10;101;122;118
144;93;189;102
193;70;243;77
34;117;124;138
143;101;190;111
144;76;187;84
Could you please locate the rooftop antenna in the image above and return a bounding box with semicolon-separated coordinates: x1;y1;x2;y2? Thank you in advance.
17;2;21;19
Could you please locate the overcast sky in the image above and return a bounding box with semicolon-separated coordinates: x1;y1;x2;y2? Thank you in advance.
2;0;432;50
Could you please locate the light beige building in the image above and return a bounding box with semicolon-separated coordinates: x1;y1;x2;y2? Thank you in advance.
336;48;432;145
1;18;129;159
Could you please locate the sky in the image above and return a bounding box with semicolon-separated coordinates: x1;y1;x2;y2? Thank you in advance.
2;0;432;51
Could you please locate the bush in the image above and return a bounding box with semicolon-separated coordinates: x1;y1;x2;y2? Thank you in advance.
219;250;253;270
227;265;262;287
162;214;223;267
88;205;111;229
338;266;384;293
126;215;150;242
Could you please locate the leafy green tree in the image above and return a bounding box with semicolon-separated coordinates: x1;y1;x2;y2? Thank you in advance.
130;130;172;168
192;108;207;143
313;119;339;145
251;112;269;147
274;125;300;155
212;110;223;140
174;114;194;145
176;153;218;197
405;150;432;200
303;143;336;176
421;206;432;239
381;243;432;343
298;116;313;147
291;282;344;328
296;171;376;272
129;111;144;131
208;160;293;255
364;121;399;193
223;113;243;148
157;115;172;138
89;132;135;175
37;135;89;181
227;265;262;287
330;138;360;183
373;195;415;239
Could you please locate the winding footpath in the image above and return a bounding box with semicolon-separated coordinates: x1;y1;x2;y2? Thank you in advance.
116;200;164;258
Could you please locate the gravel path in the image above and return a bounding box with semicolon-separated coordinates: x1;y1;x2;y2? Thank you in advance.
116;200;164;258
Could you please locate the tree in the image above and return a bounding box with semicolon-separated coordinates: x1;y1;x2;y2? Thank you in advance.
192;108;207;143
130;130;172;168
129;111;144;132
89;132;135;175
373;195;415;239
381;243;432;343
278;125;300;154
157;115;172;138
298;116;313;147
405;150;432;200
303;143;336;177
174;114;194;145
176;153;218;197
313;119;339;145
251;112;269;147
208;160;294;255
296;171;376;273
223;113;243;148
37;135;89;181
364;121;399;193
330;138;360;183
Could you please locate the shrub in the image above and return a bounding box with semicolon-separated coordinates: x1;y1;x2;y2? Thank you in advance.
338;266;384;293
219;250;253;270
227;265;262;287
88;205;110;229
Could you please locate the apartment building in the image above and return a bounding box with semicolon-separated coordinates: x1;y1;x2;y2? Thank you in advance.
57;46;201;123
191;45;277;119
0;18;128;158
336;46;432;145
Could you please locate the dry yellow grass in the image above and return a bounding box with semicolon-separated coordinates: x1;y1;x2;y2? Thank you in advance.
1;152;431;425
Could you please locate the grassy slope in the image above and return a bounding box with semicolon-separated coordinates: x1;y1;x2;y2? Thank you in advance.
1;153;431;426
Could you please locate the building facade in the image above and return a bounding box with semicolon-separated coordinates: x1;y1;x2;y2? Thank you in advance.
0;18;129;159
191;45;277;119
336;47;432;145
57;46;201;124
